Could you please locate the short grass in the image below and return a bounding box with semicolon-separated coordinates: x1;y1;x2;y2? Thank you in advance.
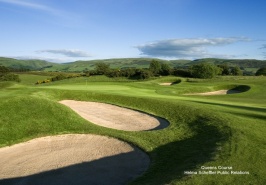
0;74;265;185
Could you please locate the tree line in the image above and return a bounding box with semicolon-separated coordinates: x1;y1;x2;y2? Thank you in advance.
0;66;20;82
83;60;250;79
35;73;83;84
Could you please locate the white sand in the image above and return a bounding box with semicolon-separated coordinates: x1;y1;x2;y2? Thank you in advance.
0;134;150;185
159;82;173;86
185;89;241;95
60;100;168;131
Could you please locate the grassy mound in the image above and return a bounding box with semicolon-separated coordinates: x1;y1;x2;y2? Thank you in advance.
0;75;265;184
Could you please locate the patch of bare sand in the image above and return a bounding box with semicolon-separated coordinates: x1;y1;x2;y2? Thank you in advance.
0;134;150;185
159;82;172;85
60;100;169;131
185;89;241;96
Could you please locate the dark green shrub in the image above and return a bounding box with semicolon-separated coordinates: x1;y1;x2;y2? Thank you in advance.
172;68;192;77
231;66;243;76
0;73;20;82
160;63;172;76
130;69;152;80
149;60;161;75
217;63;230;75
94;63;110;75
191;63;221;79
255;67;266;76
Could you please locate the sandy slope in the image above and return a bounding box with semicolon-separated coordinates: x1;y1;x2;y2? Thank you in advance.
60;100;169;131
159;82;172;85
185;89;241;95
0;134;150;185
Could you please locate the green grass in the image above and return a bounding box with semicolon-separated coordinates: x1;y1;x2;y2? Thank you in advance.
18;74;52;85
0;74;265;184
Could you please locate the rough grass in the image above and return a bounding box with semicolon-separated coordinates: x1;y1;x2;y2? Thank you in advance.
17;74;52;85
0;75;265;185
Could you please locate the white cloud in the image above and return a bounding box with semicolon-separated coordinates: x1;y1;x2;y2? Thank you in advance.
12;56;73;63
259;44;266;58
0;0;77;21
36;49;91;58
0;0;58;14
136;37;250;58
262;52;266;58
260;44;266;49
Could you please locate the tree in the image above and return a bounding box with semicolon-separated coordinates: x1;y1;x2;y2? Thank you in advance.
191;63;221;79
160;63;171;76
0;65;20;82
172;68;192;77
121;68;137;78
149;60;161;75
255;67;266;76
231;66;243;76
217;63;230;75
131;69;152;80
106;69;121;78
0;65;10;74
94;63;110;75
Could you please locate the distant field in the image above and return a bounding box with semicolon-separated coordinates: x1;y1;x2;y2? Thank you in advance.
0;74;265;184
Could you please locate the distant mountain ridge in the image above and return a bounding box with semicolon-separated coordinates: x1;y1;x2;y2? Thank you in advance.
0;57;265;74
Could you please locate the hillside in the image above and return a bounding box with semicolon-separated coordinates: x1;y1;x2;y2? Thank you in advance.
192;58;266;68
43;58;191;72
190;58;266;75
0;57;190;72
0;57;58;70
0;57;265;74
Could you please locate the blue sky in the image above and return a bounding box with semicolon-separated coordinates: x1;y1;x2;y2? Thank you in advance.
0;0;266;63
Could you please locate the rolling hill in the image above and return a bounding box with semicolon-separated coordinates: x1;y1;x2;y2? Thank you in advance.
0;57;265;74
0;57;58;70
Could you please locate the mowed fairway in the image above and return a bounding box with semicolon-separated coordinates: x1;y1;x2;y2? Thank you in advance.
0;74;265;184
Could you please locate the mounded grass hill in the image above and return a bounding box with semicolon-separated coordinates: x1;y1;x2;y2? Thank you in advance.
0;57;58;70
0;74;265;184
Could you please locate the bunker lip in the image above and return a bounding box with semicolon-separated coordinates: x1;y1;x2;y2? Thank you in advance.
159;82;173;86
185;85;250;96
0;134;150;185
185;89;242;95
59;100;169;131
159;80;181;86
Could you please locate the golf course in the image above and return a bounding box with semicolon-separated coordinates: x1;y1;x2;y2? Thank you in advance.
0;73;265;185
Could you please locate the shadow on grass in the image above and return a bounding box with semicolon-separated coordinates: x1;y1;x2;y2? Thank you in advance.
0;119;229;185
0;149;149;185
133;117;230;185
231;85;251;92
172;79;182;85
189;100;266;113
225;85;251;94
147;117;169;131
225;111;266;121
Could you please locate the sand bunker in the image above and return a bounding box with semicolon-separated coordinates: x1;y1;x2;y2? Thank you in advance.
159;82;173;86
0;134;150;185
185;89;241;96
60;100;169;131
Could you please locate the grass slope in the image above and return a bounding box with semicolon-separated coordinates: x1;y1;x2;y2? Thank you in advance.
0;57;57;70
1;57;266;74
0;74;265;185
0;57;190;72
43;58;190;72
